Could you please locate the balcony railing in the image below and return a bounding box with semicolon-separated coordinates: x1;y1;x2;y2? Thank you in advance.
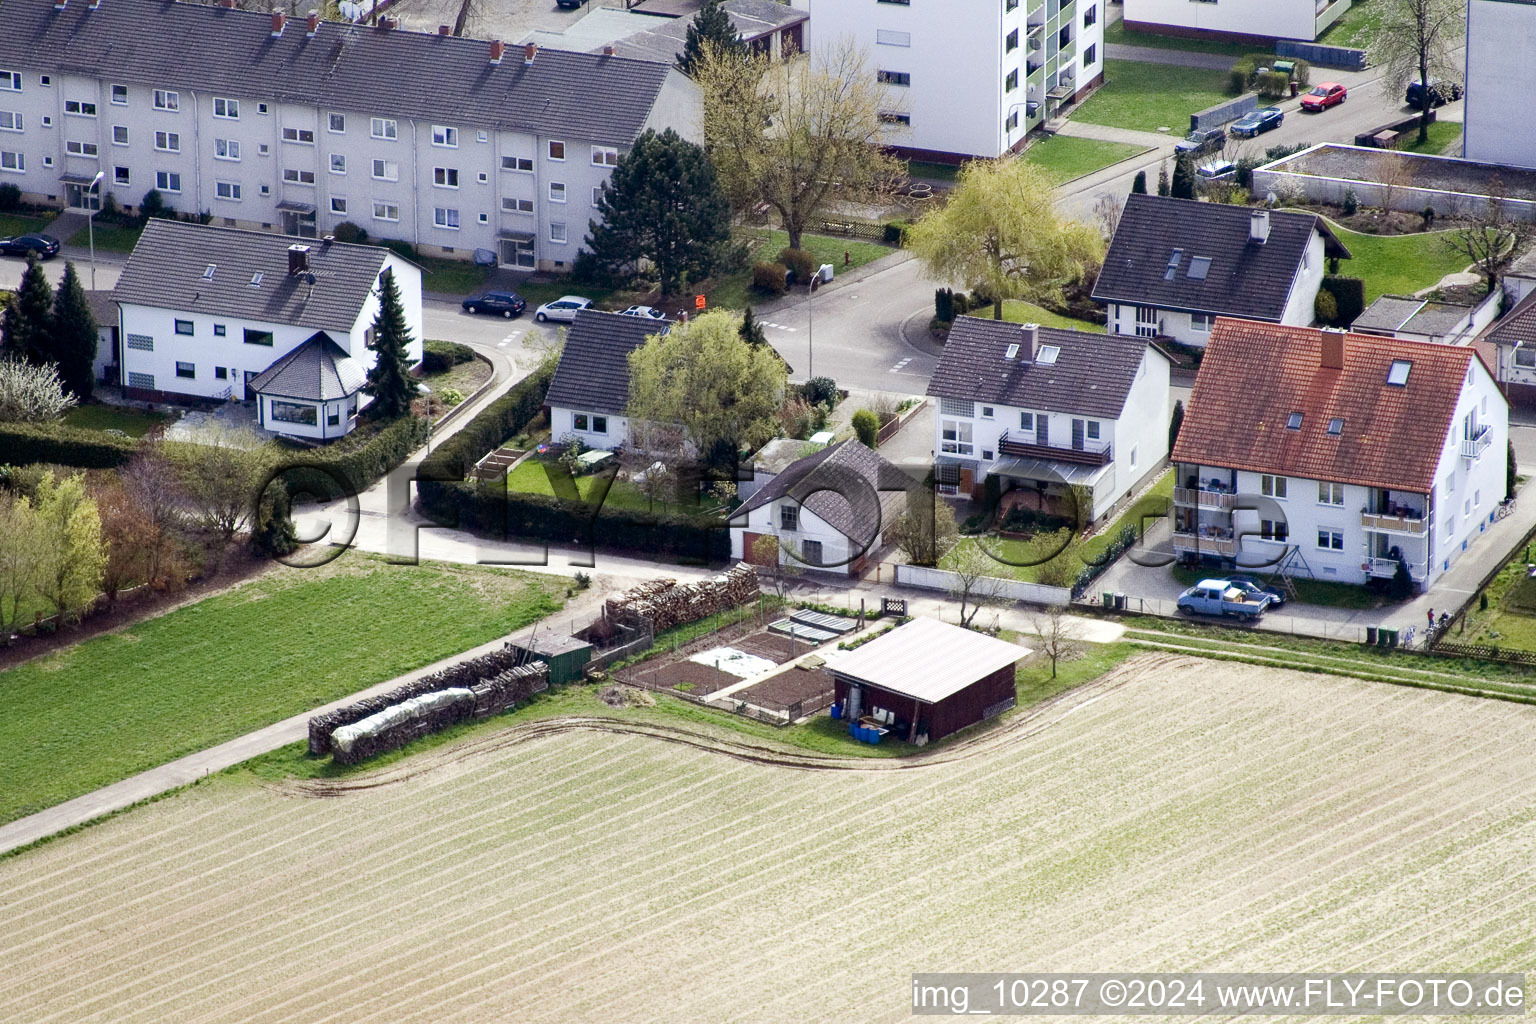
1461;425;1491;461
1173;487;1237;510
998;430;1111;466
1361;510;1427;535
1172;530;1238;557
1366;556;1425;579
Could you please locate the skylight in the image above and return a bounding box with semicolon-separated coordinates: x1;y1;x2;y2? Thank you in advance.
1286;411;1303;430
250;272;264;287
202;264;216;280
1187;256;1212;280
1036;345;1061;364
1387;359;1412;386
1163;248;1184;281
1327;417;1343;435
1005;343;1020;360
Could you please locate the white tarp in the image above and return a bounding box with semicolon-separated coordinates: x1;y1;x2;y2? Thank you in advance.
330;688;475;755
688;647;777;679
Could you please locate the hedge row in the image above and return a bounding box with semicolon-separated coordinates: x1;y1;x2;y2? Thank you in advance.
417;480;730;563
0;421;140;468
421;363;553;481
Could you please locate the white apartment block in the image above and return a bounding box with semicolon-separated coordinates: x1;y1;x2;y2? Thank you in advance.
1464;0;1536;170
0;0;700;270
1173;322;1508;591
1122;0;1354;43
790;0;1104;160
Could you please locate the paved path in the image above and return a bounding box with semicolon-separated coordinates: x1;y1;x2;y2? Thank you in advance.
1104;43;1239;71
1054;119;1179;150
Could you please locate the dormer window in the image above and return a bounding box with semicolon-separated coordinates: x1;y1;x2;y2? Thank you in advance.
1387;360;1411;386
1327;417;1343;435
1286;411;1303;430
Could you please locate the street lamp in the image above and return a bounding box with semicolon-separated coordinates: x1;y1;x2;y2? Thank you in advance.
86;169;105;291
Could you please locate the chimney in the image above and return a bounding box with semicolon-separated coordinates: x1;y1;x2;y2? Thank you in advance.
1320;327;1345;370
270;9;285;36
88;0;100;9
438;23;450;35
53;0;65;10
218;0;235;7
603;43;616;56
1020;322;1040;360
287;243;312;277
524;41;537;65
489;39;505;64
379;14;397;28
305;9;319;35
1250;208;1270;245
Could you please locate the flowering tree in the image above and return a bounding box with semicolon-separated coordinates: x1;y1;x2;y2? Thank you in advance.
0;358;76;423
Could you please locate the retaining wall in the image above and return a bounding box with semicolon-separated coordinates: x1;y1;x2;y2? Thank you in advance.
894;564;1070;607
1276;39;1367;71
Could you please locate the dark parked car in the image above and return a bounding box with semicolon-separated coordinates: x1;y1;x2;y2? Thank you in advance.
1406;78;1462;110
1229;106;1284;138
1226;575;1287;607
461;290;526;318
1175;126;1227;156
0;233;60;259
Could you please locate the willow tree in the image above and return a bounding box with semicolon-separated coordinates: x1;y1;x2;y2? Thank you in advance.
697;40;902;250
906;158;1105;321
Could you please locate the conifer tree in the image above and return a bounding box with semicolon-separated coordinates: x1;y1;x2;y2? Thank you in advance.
362;271;420;420
739;305;767;347
49;262;98;400
676;0;744;77
1;256;55;365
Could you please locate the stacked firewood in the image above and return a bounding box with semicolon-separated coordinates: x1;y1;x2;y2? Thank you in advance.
308;646;550;758
604;563;759;632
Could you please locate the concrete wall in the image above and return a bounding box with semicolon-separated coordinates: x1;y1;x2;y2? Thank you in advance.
1465;0;1536;170
893;562;1071;606
1253;146;1536;222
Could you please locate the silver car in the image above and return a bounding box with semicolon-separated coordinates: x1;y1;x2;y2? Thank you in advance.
534;295;593;323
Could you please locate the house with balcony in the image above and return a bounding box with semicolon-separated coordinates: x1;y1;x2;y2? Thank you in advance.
1171;320;1508;590
109;219;423;440
1093;195;1350;348
925;317;1171;523
1471;249;1536;407
1122;0;1353;44
788;0;1103;160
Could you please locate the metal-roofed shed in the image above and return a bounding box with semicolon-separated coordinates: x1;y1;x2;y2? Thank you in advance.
826;618;1029;743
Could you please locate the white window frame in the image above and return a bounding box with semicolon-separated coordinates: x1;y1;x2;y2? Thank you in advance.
154;130;180;153
213;97;239;119
1318;481;1344;506
433;166;459;188
1316;529;1344;551
282;168;316;185
329;153;346;175
110;84;127;105
940;419;974;456
370;117;397;140
328;112;346;133
282;126;315;144
371;158;398;181
113;165;130;185
502;155;533;173
0;71;21;92
549;181;566;203
0;111;22;132
1260;475;1286;499
330;196;347;214
502;196;534;213
64;99;97;117
1190;312;1214;332
433;207;460;230
111;124;128;146
548;140;566;161
0;150;23;172
215;180;242;201
153;89;179;111
65;139;98;157
549;221;567;244
372;201;400;222
431;125;459;147
214;138;240;161
155;170;182;192
591;145;618;167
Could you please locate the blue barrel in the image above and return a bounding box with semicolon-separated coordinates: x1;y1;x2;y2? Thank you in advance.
830;702;841;720
870;731;881;745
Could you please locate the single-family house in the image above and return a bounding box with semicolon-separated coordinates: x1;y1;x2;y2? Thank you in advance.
85;289;119;386
1172;319;1508;590
108;219;423;440
729;439;914;576
827;616;1028;743
1093;195;1351;348
544;309;671;450
1472;250;1536;406
925;317;1171;522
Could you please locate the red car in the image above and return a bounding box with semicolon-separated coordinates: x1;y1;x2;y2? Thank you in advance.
1301;82;1347;111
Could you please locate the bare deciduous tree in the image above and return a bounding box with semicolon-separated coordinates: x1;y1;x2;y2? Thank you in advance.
946;541;1011;629
892;489;958;567
1027;603;1082;679
697;38;903;250
1445;184;1531;294
1373;0;1465;146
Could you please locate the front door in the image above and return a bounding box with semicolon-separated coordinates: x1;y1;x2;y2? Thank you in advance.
499;238;536;269
244;371;259;402
1071;418;1085;451
280;210;317;238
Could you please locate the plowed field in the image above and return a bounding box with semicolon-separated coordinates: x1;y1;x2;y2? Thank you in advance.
3;654;1534;1023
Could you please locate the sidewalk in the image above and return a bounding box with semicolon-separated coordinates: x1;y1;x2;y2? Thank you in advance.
1054;119;1179;150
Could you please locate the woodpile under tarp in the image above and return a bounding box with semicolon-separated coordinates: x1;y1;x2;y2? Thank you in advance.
308;645;551;760
604;563;760;633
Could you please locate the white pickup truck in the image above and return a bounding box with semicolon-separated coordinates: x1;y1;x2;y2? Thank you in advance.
1176;579;1275;620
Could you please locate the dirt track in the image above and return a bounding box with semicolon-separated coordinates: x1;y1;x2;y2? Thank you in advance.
4;654;1536;1023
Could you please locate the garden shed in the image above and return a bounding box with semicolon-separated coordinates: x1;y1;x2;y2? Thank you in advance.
827;617;1027;744
509;633;593;686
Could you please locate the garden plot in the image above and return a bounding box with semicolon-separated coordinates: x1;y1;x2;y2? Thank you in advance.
687;647;778;678
6;655;1536;1023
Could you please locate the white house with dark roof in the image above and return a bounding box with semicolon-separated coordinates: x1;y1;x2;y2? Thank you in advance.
0;0;700;269
543;309;672;450
1093;195;1351;348
109;219;422;439
524;0;807;63
926;317;1171;522
729;439;915;576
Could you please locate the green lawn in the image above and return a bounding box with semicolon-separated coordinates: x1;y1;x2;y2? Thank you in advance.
505;457;725;517
1395;119;1463;156
948;470;1174;584
907;160;964;183
1316;0;1382;50
0;552;564;825
60;403;172;437
415;254;493;296
999;300;1107;333
1327;220;1471;302
0;213;48;239
1074;60;1235;134
1102;19;1256;57
1460;557;1536;652
708;229;896;311
1021;135;1147;184
67;220;143;254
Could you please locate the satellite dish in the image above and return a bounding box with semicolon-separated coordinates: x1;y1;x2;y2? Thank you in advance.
305;272;317;285
1266;191;1278;206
